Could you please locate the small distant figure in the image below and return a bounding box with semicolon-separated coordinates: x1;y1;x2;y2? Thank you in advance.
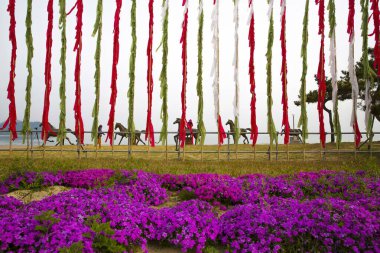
97;125;105;148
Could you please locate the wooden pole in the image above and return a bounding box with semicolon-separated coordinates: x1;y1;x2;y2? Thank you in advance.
26;131;30;159
165;138;168;162
9;131;12;157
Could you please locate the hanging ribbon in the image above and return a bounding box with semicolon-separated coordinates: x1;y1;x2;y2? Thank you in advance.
67;0;85;144
248;0;258;146
179;0;189;148
128;0;137;143
91;0;103;145
266;0;278;147
298;0;309;143
146;0;156;147
328;0;341;146
280;0;290;144
211;0;226;145
1;0;18;141
22;0;33;143
233;0;240;144
106;0;122;146
360;0;373;135
316;0;326;148
41;0;54;142
348;0;362;148
370;0;380;75
158;0;169;145
197;0;206;145
58;0;67;144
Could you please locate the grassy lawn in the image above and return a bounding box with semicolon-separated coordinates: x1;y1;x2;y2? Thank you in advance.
0;142;379;180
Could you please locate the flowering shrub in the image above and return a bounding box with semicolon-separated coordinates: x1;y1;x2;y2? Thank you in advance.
0;169;379;252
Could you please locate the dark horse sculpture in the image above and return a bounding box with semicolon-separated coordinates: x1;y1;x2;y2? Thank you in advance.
225;119;251;144
114;123;146;145
173;118;201;151
37;123;74;146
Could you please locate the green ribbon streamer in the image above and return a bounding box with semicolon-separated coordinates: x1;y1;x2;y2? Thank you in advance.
22;0;33;143
298;0;309;142
328;0;342;146
266;10;278;147
158;0;169;145
91;0;103;145
197;1;206;145
128;0;137;142
58;0;67;144
360;0;373;135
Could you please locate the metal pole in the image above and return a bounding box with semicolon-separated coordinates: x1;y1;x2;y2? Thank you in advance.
31;130;34;158
227;132;230;161
165;138;168;162
26;131;30;159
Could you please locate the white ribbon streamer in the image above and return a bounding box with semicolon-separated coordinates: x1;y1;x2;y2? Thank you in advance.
233;0;239;118
211;0;219;121
348;33;359;126
280;0;286;22
198;0;203;19
329;31;338;112
267;0;274;20
247;1;254;26
161;0;168;23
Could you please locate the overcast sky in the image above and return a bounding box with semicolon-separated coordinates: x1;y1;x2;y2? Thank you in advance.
0;0;379;144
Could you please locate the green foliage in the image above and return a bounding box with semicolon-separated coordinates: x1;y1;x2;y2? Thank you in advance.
35;210;60;235
22;0;33;143
178;189;197;201
298;0;309;142
59;241;84;253
158;0;169;145
58;0;67;144
128;0;137;143
266;11;278;147
91;0;103;145
203;245;219;253
84;215;131;253
197;1;206;145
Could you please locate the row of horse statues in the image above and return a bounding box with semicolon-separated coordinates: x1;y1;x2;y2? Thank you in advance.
36;119;303;149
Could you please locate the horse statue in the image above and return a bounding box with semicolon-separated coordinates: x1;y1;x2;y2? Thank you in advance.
173;118;201;151
37;123;74;146
114;122;146;145
225;119;251;144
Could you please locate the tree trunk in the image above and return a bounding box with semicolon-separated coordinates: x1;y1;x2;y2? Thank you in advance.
323;103;335;143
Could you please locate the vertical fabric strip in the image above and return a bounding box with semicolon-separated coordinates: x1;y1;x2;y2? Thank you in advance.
106;0;122;146
22;0;33;143
316;0;326;148
58;0;67;144
280;0;290;144
197;0;206;145
91;0;103;145
41;0;53;142
179;0;188;148
298;0;309;142
248;0;258;145
158;0;169;145
266;0;278;147
128;0;137;143
146;0;156;147
1;0;18;141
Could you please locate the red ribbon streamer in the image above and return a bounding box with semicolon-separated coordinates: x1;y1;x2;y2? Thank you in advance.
68;0;85;144
106;0;122;146
1;0;18;140
145;0;155;147
280;0;290;145
248;0;258;146
348;0;362;148
179;2;188;148
369;0;380;75
41;0;53;142
347;0;355;38
316;0;326;148
218;115;227;145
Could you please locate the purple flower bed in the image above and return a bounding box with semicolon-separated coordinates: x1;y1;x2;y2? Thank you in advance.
0;169;379;252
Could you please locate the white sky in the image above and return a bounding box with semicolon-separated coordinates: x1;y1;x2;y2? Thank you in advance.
0;0;379;144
